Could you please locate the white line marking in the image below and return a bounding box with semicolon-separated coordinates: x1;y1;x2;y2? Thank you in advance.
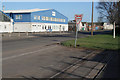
3;45;57;61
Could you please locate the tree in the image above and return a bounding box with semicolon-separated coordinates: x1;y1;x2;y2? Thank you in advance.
96;1;119;25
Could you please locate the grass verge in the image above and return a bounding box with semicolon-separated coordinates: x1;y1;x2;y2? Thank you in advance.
61;34;119;50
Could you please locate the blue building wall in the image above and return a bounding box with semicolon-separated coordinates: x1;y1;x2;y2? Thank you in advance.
6;9;68;24
31;9;68;24
6;13;31;22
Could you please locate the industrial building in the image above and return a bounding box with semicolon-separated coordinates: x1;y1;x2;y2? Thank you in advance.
4;9;68;32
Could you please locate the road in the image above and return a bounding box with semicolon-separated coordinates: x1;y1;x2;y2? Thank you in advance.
2;31;118;79
2;33;89;78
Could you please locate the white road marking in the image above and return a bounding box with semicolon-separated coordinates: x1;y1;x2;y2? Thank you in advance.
2;45;57;61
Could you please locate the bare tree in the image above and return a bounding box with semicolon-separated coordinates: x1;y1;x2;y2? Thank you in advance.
96;1;119;25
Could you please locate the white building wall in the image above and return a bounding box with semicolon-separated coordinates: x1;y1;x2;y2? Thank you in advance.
103;23;113;30
0;22;13;33
78;22;83;31
31;22;68;32
14;22;31;32
3;22;68;32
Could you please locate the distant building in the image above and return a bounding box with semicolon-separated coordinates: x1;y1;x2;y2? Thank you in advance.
0;10;13;33
68;20;104;32
103;23;113;30
4;9;68;32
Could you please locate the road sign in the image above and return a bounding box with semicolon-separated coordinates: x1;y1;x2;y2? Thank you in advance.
74;14;83;48
75;14;83;24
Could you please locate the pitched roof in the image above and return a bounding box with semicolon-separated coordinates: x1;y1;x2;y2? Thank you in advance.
4;8;50;13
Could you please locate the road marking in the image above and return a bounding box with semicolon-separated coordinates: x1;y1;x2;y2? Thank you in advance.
2;45;57;61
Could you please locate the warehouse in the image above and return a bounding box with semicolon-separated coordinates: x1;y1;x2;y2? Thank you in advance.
4;9;68;32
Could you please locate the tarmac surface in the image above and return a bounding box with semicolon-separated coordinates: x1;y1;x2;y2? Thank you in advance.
1;31;120;79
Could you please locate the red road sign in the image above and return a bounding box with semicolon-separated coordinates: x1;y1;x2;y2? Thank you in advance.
75;14;83;24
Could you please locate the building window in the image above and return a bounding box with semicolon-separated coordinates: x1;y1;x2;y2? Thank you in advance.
46;17;48;21
62;19;64;22
60;19;62;22
48;17;51;21
42;25;44;29
63;19;65;22
51;17;53;21
16;15;22;20
56;18;59;22
52;11;56;16
50;17;52;21
50;26;51;29
42;16;45;20
48;25;51;29
52;18;55;21
34;16;37;20
59;18;61;22
55;18;57;22
38;16;40;20
45;26;47;29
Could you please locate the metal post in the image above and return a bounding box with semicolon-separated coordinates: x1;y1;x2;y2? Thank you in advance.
91;0;94;36
113;22;115;38
26;32;28;36
75;24;78;48
60;26;61;34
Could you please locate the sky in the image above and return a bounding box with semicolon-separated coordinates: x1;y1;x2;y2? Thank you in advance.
1;2;100;22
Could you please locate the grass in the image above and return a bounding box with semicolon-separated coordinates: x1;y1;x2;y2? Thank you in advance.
61;34;120;50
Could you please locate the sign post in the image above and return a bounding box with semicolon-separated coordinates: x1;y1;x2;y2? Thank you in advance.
74;14;83;48
113;21;115;38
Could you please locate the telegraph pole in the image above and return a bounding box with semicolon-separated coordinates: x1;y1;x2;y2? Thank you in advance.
91;0;94;36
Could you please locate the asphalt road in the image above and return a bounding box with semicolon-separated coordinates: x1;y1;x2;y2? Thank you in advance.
2;30;118;79
2;33;89;78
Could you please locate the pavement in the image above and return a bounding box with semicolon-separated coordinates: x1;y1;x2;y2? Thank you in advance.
1;31;120;79
2;32;84;41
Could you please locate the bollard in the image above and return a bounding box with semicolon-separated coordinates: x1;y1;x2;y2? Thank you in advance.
9;32;12;37
60;29;61;34
26;32;29;36
45;30;47;34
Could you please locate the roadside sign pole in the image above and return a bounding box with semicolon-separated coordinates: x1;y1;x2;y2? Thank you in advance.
113;21;115;38
75;24;78;48
74;14;83;48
